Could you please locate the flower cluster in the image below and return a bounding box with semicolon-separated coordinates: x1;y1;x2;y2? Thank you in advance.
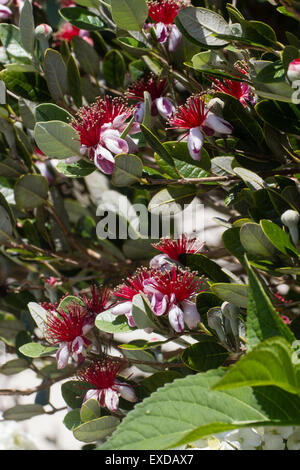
169;95;233;160
111;259;204;333
146;0;184;52
127;73;175;122
77;359;137;412
72;96;140;174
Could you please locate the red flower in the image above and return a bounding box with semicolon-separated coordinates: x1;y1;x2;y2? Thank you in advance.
211;77;251;107
152;234;204;261
45;303;91;345
169;95;208;131
127;74;168;102
72;96;132;149
45;302;93;369
81;285;110;316
114;268;154;301
77;359;137;411
144;266;203;303
148;0;182;25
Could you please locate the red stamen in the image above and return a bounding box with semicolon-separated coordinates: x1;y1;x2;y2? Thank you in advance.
148;0;182;25
77;359;123;390
168;95;209;130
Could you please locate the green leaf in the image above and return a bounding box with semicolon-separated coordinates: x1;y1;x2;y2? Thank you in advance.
110;0;148;31
0;206;12;242
219;94;264;146
141;124;175;168
19;0;35;54
34;121;81;158
260;219;300;258
0;24;31;60
61;380;84;409
148;186;198;216
0;318;25;346
140;371;182;397
19;342;58;358
100;368;300;450
3;404;45;421
182;336;229;372
73;416;120;443
222;227;245;261
245;255;295;350
35;103;73;123
240;222;277;258
64;409;82;430
103;49;126;88
56;159;95;178
213;337;300;395
72;36;99;77
233;168;265;190
255;100;300;135
67;54;82;108
112;154;143;187
131;293;156;330
176;7;230;47
0;69;50;102
183;253;230;283
44;49;68;102
59;7;104;31
58;295;85;312
14;175;49;210
95;311;132;334
0;358;29;376
80;399;101;423
211;283;248;308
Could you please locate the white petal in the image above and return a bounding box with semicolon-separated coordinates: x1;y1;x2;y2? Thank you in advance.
188;127;204;161
149;254;169;270
125;135;138;153
168;24;182;52
204;113;233;135
168;305;185;333
72;336;84;354
84;389;99;403
181;300;200;329
56;343;69;370
105;388;119;412
116;383;137;403
110;301;132;316
154;22;168;43
155;97;175;120
112;113;128;129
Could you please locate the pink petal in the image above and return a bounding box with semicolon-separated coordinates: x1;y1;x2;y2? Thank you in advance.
94;145;115;174
154;22;168;43
84;389;100;403
151;293;168;316
155;97;175;120
110;301;132;316
133;102;145;123
168;305;185;333
102;134;129;155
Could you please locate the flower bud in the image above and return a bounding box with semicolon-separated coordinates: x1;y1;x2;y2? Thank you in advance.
35;23;53;40
281;209;300;245
287;59;300;83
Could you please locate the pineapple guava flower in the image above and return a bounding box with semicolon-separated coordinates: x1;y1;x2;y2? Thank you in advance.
45;302;93;369
150;234;205;269
127;73;175;122
77;359;137;412
111;269;154;327
168;95;233;160
147;0;183;52
143;266;203;332
211;77;252;108
72;96;139;174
